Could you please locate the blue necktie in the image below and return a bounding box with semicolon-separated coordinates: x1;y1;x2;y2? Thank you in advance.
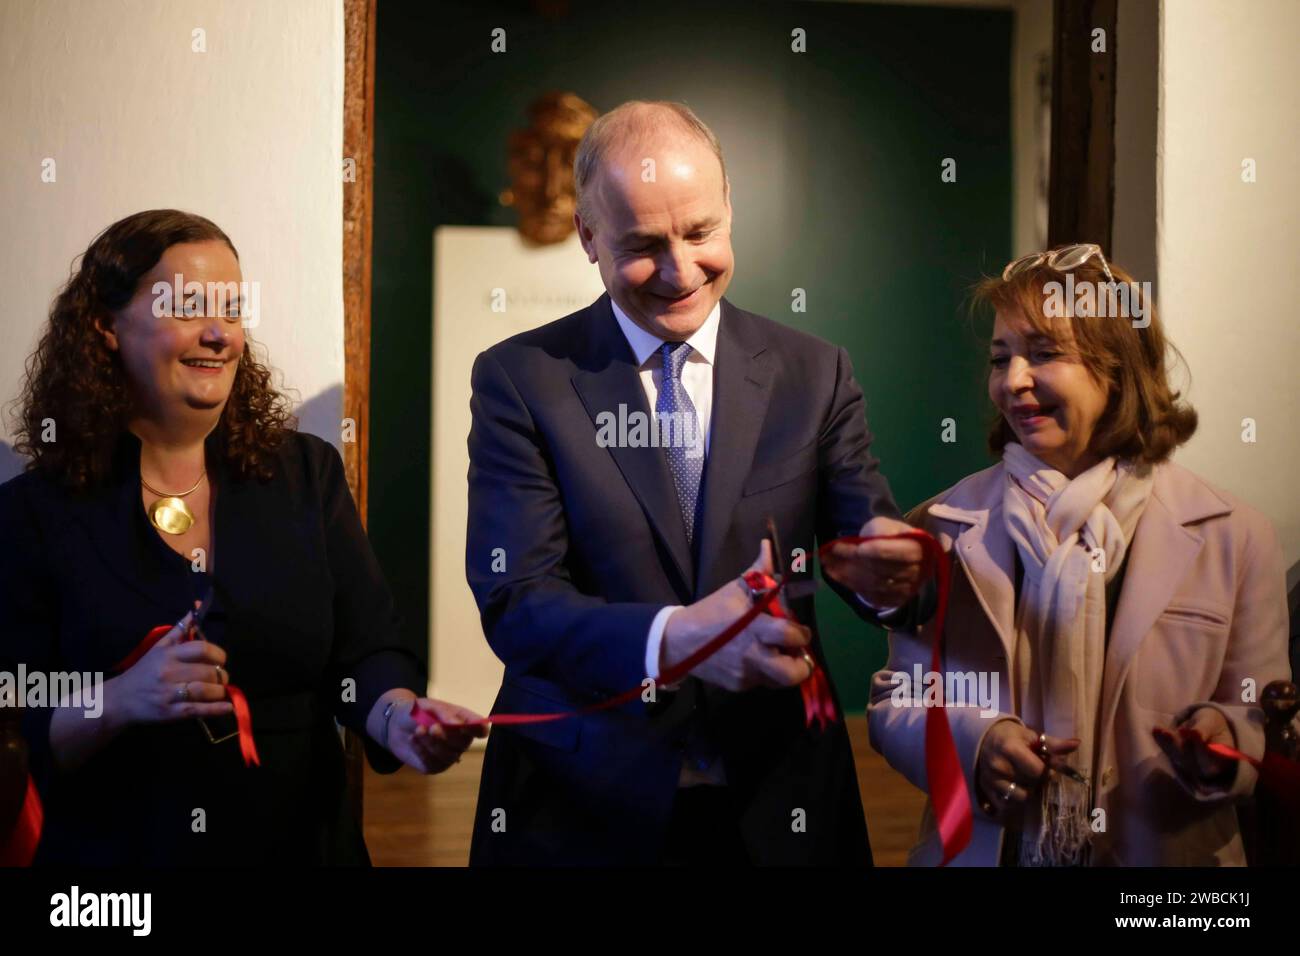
656;341;704;547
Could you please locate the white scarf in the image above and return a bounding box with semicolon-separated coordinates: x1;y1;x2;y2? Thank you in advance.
1001;443;1153;866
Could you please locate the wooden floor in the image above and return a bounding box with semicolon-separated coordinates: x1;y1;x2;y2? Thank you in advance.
363;715;927;866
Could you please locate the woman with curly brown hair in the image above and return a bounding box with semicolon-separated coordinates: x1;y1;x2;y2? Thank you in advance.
0;209;484;864
852;245;1291;865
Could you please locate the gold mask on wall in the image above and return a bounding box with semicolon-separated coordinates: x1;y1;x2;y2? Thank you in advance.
501;92;598;245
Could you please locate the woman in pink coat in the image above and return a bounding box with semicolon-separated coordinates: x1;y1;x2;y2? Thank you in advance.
850;246;1290;866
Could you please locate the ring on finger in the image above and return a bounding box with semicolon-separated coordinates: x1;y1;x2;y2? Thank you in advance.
215;664;227;685
175;682;190;703
999;780;1018;802
799;650;816;678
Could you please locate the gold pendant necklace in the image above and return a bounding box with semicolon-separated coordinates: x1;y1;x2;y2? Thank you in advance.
141;470;206;535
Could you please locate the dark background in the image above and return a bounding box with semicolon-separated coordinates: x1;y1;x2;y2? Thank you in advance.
371;0;1012;708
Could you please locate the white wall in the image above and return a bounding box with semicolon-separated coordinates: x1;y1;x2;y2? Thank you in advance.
0;0;345;481
1156;0;1300;580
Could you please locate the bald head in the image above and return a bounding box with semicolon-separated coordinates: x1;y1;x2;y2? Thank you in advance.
573;101;729;231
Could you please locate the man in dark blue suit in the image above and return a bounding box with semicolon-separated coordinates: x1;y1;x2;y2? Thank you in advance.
466;101;926;865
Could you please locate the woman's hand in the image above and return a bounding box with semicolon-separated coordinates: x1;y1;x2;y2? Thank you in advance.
1153;707;1236;788
975;720;1079;825
378;692;488;774
50;609;232;771
107;609;234;728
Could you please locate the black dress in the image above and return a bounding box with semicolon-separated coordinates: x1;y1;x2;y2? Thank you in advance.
0;427;424;865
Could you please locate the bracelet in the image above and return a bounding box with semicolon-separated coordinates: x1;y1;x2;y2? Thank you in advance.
381;699;398;750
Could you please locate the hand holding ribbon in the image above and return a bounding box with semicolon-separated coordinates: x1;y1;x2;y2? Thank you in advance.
386;694;487;773
818;526;972;866
740;560;837;730
820;515;927;609
113;591;259;767
660;539;814;692
412;523;973;865
412;538;799;732
1151;707;1238;787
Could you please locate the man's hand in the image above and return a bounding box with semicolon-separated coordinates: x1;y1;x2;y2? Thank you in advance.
660;540;812;692
821;515;925;608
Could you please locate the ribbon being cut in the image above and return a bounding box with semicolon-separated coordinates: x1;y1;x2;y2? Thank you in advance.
412;526;975;866
2;530;997;867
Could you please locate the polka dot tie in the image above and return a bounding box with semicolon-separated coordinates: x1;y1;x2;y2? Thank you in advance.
657;341;704;547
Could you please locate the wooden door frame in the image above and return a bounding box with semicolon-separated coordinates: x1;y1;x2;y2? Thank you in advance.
343;0;376;523
1048;0;1118;252
341;0;377;825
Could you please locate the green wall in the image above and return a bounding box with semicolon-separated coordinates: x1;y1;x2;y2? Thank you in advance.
372;0;1011;709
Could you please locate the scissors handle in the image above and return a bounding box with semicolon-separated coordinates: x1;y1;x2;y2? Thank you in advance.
764;516;784;578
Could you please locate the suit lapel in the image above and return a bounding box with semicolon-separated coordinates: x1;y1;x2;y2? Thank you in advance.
694;301;772;598
929;500;1017;659
571;295;694;591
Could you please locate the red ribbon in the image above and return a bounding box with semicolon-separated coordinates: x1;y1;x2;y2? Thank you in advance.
1206;741;1261;768
0;775;42;867
817;531;970;866
415;575;789;731
114;622;260;767
414;529;971;864
226;686;260;767
741;568;837;731
1148;732;1300;802
1207;740;1300;792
